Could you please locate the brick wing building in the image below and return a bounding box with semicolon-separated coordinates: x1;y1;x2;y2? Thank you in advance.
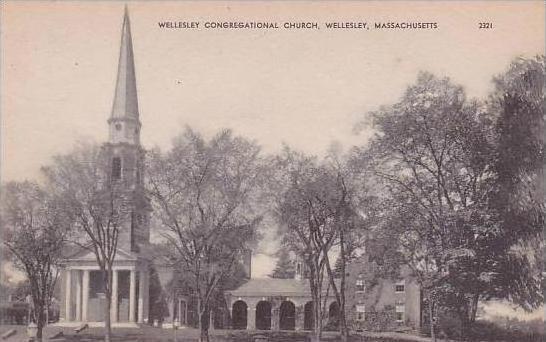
225;257;421;332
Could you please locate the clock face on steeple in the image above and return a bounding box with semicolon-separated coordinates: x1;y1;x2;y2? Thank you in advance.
97;7;151;253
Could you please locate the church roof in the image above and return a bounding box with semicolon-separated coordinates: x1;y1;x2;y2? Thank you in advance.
110;6;140;122
228;278;339;297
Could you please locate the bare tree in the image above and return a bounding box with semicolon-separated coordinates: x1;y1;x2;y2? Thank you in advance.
42;144;130;342
146;128;265;342
1;181;71;341
273;148;350;342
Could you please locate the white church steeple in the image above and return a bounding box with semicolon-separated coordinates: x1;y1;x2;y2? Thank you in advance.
103;7;150;251
108;5;141;145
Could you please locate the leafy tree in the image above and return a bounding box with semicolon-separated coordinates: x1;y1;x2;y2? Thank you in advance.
360;72;500;340
1;181;71;341
487;56;544;310
272;149;334;342
146;128;265;342
270;249;296;279
272;147;363;342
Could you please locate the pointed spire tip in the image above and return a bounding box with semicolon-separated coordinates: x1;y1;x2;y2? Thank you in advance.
110;4;139;121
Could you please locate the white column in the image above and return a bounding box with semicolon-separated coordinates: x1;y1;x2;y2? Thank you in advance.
65;270;72;321
111;270;119;323
143;270;149;323
75;270;82;321
247;305;256;330
82;270;90;322
182;300;187;325
138;270;145;323
209;310;215;331
129;269;136;322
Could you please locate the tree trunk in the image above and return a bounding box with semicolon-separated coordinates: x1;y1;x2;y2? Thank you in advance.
323;262;347;342
104;298;112;342
35;305;45;342
339;311;348;342
104;266;113;342
323;230;349;342
428;295;436;342
311;281;321;342
200;311;209;342
197;297;202;340
197;297;210;342
462;293;480;341
308;258;322;342
36;321;43;342
31;285;45;342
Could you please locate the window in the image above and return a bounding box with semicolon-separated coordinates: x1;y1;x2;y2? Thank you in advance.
112;157;121;180
356;279;365;292
395;304;404;322
395;280;405;293
356;304;365;321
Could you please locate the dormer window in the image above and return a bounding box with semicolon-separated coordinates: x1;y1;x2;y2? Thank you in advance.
112;157;122;180
356;279;365;292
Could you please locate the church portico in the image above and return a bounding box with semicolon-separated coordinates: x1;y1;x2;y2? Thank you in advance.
59;249;150;327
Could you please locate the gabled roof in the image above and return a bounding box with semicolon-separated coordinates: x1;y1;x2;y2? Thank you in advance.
228;278;339;297
64;244;138;262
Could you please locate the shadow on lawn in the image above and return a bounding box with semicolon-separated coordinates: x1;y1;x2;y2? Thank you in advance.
51;330;419;342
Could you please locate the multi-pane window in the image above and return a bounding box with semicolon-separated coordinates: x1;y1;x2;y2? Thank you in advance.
395;304;405;322
356;279;365;292
395;280;405;293
112;157;122;180
356;304;365;321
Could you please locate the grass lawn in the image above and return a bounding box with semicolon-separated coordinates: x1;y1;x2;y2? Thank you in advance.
0;325;434;342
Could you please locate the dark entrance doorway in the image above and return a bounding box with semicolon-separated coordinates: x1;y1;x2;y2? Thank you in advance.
279;301;295;330
304;301;314;330
232;301;247;330
88;271;105;322
327;301;340;330
255;301;271;330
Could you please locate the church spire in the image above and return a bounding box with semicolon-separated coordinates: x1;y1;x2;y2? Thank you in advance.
109;6;141;145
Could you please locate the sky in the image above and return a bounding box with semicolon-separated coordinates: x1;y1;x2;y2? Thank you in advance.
1;0;544;318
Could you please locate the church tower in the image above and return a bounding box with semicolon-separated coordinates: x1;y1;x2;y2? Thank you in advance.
103;6;150;252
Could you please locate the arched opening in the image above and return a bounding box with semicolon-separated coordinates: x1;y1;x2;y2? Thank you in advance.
327;301;340;331
304;301;314;330
255;301;271;330
279;301;295;330
232;301;247;330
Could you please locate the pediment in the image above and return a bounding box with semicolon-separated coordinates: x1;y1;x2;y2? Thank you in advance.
66;245;137;262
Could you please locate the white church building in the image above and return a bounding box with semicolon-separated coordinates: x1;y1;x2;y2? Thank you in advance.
58;8;152;327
